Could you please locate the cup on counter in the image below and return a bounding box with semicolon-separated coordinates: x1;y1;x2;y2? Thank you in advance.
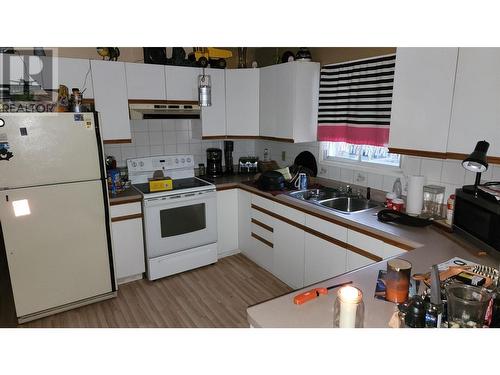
385;192;396;209
446;283;491;328
385;258;412;303
391;198;405;212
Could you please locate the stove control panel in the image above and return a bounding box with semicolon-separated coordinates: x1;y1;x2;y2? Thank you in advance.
127;155;195;173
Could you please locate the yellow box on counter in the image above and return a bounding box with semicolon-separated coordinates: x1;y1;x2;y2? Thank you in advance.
149;178;173;192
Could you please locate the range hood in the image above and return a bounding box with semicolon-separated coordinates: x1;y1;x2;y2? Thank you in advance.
129;101;201;120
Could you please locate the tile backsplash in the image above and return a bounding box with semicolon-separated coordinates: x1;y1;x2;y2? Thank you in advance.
254;140;500;199
104;119;256;168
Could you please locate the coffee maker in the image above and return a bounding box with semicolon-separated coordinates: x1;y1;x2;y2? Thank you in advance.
206;148;223;178
224;141;234;175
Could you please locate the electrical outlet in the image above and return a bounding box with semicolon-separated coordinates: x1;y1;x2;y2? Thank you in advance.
281;151;286;161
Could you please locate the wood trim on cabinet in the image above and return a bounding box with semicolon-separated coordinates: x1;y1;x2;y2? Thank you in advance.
259;136;294;143
388;148;500;166
388;147;448;159
127;99;199;105
446;152;500;165
201;135;295;143
103;139;132;144
109;197;143;206
111;213;143;222
216;184;240;191
251;232;274;248
251;218;274;233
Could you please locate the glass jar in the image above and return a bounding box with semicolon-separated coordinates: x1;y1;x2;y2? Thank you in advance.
422;185;445;219
446;283;491;328
385;258;412;303
333;286;364;328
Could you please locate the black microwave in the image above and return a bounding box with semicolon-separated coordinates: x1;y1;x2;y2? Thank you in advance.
453;188;500;254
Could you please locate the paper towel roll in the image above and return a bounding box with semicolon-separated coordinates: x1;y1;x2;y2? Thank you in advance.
406;175;425;215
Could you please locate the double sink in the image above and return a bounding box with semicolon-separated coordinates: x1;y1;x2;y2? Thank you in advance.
288;188;379;214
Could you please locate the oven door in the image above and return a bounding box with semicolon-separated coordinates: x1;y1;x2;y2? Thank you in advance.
143;190;217;258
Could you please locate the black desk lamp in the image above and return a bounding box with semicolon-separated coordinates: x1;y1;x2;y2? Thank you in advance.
461;140;489;196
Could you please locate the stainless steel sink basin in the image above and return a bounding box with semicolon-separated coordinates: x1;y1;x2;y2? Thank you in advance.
318;197;378;213
288;188;340;202
287;188;379;214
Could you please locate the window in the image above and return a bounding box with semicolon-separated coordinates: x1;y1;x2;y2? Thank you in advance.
321;142;401;168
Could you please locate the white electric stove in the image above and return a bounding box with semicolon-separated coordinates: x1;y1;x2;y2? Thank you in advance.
127;155;217;280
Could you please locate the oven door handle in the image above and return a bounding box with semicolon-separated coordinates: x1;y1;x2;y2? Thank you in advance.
144;190;216;207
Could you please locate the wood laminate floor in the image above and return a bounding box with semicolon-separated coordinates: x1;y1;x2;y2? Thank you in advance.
22;254;292;328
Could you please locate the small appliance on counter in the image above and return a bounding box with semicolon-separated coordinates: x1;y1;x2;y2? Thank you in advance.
224;141;234;175
238;156;259;174
206;148;223;178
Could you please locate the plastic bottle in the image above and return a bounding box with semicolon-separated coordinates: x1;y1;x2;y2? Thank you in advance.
263;148;270;162
446;194;455;225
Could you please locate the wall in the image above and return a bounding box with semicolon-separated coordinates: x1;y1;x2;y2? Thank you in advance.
254;140;500;199
103;119;256;168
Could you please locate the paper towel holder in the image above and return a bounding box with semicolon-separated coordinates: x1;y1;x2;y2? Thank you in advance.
461;140;489;196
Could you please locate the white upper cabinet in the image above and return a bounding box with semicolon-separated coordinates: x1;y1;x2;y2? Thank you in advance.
125;62;166;100
389;48;458;153
259;64;279;138
201;68;226;137
225;68;260;137
40;57;94;98
165;65;201;101
259;62;320;142
448;48;500;157
90;60;131;141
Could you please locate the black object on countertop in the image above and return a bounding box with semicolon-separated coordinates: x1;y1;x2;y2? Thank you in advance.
377;209;433;227
258;170;286;191
293;151;318;177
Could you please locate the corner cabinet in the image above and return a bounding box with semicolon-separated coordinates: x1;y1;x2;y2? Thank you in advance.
90;60;131;142
259;62;320;143
447;48;500;159
225;68;260;137
388;48;458;157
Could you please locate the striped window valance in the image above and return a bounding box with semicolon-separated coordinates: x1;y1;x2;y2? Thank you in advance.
317;54;396;147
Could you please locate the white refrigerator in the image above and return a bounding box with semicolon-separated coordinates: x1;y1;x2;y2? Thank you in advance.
0;112;116;324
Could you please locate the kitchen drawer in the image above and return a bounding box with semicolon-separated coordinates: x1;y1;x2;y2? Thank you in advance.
272;201;305;225
251;207;274;228
251;194;272;210
305;214;347;242
384;243;406;258
110;202;142;218
347;230;385;259
251;222;273;244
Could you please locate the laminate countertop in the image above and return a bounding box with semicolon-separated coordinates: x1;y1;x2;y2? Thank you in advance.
108;188;142;206
200;173;499;328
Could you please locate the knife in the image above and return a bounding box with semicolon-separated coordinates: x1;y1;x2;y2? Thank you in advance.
293;281;353;305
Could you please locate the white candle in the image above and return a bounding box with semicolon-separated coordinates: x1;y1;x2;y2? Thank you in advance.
338;286;361;328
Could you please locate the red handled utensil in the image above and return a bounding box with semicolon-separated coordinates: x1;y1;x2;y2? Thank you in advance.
293;281;353;305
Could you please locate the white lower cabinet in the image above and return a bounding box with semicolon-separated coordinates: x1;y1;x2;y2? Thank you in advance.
273;220;305;289
346;251;374;272
110;202;145;284
304;233;347;286
216;189;239;257
240;190;273;273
